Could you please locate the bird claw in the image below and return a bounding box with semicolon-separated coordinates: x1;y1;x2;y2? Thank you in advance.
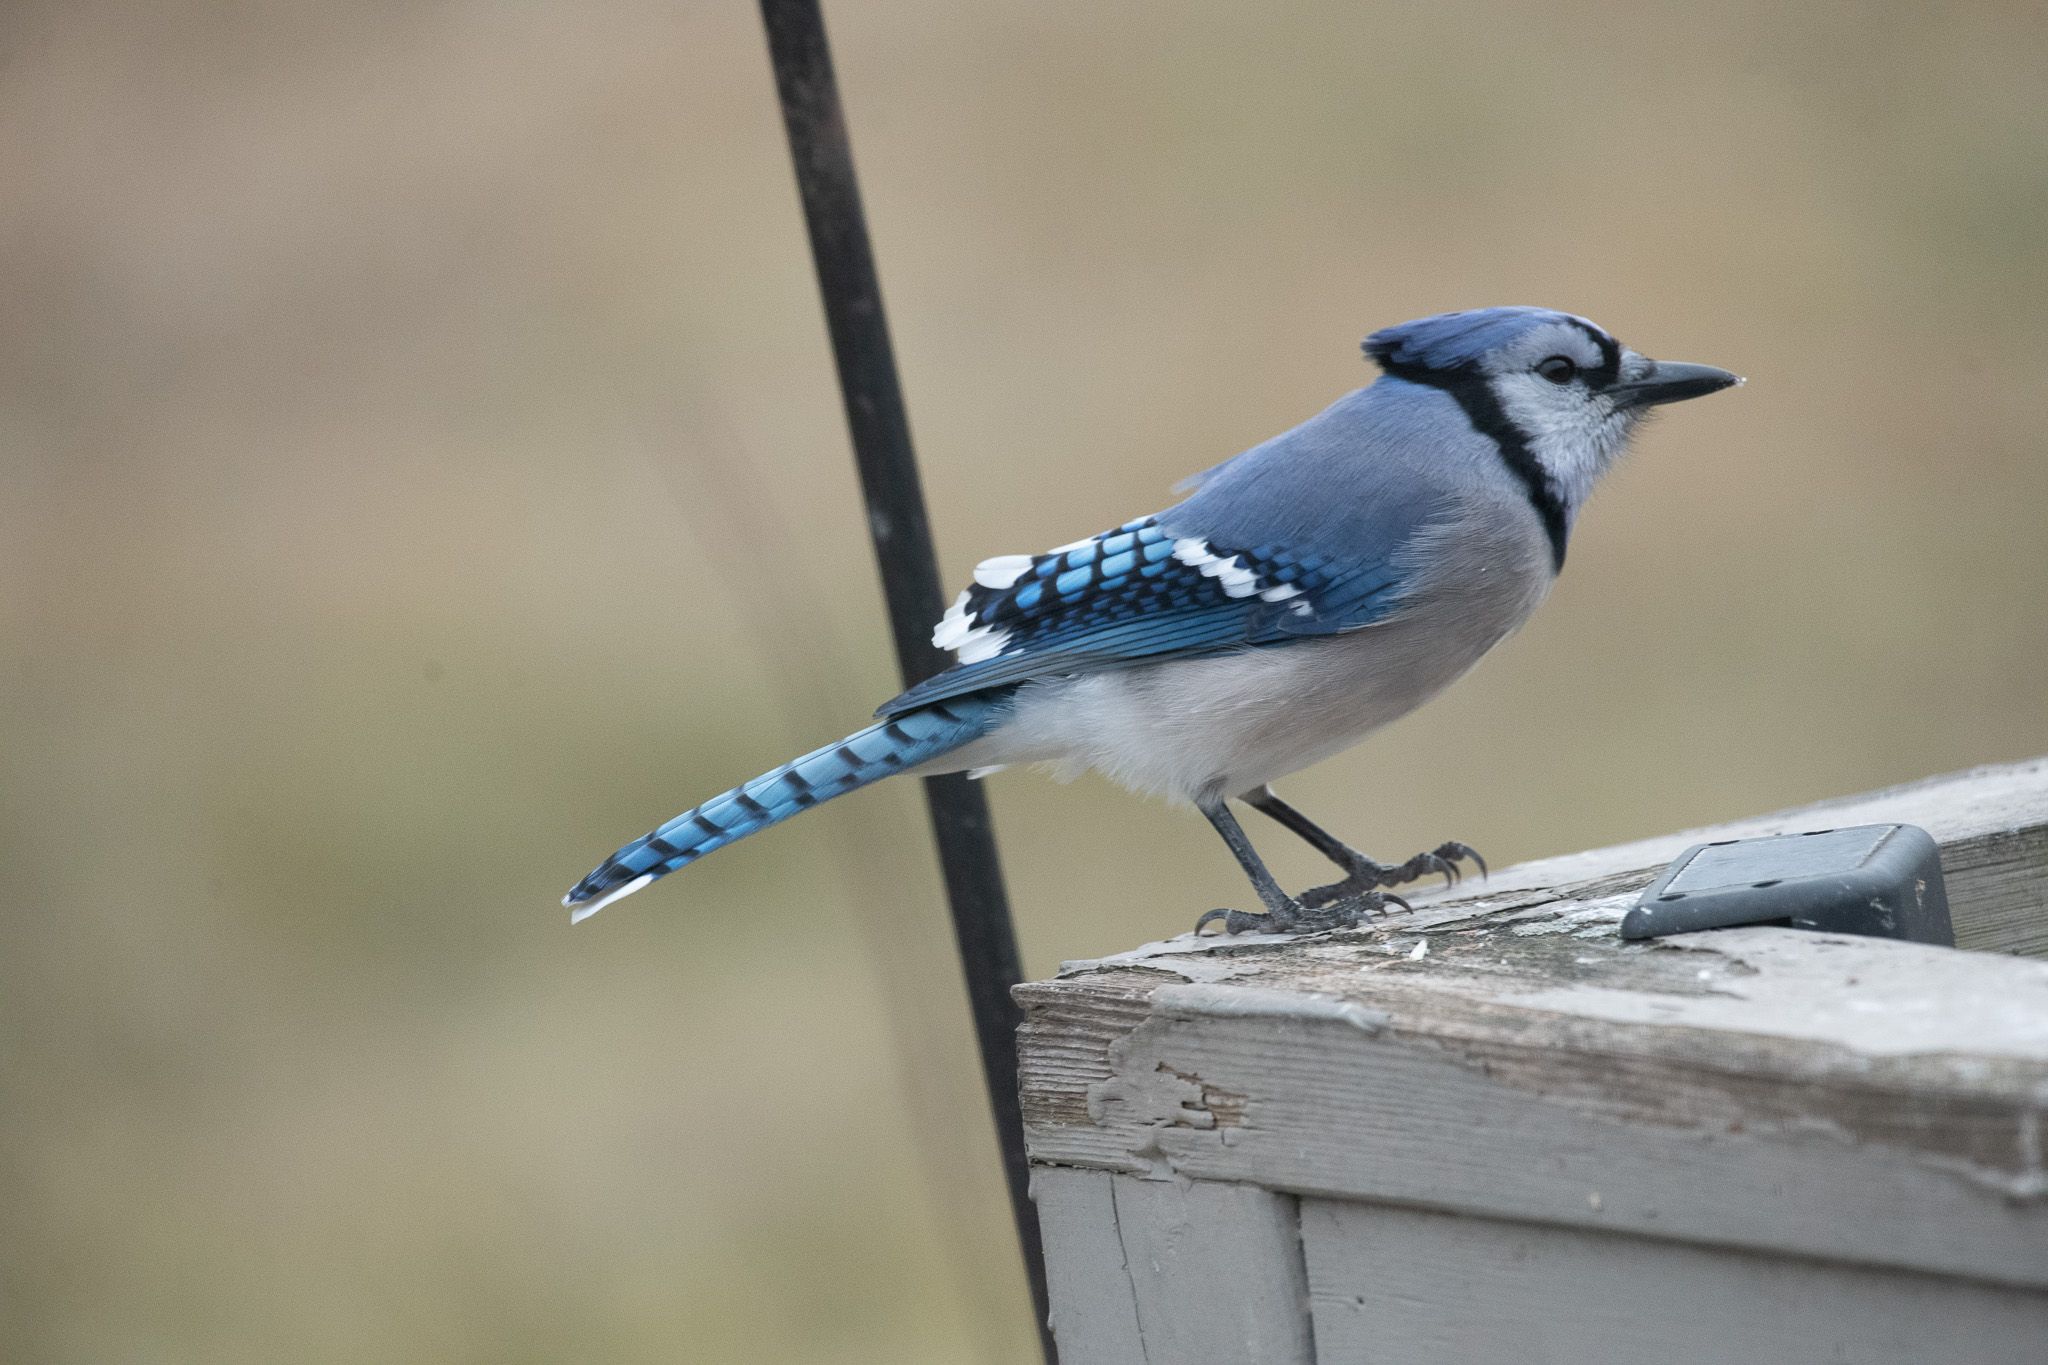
1301;840;1487;904
1431;841;1488;881
1194;890;1397;937
1389;841;1488;889
1194;907;1272;935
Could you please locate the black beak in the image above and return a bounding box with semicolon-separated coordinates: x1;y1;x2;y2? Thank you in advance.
1609;360;1742;410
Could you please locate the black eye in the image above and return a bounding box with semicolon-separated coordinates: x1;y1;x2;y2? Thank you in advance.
1536;355;1579;385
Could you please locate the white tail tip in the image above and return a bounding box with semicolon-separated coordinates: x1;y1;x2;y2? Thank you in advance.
568;873;654;924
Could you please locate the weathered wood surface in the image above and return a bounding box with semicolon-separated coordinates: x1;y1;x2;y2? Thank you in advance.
1301;1199;2048;1365
1019;758;2048;1351
1034;1167;1313;1365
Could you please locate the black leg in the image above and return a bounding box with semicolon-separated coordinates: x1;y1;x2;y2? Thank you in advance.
1243;786;1370;867
1200;799;1295;915
1244;785;1486;906
1193;798;1397;936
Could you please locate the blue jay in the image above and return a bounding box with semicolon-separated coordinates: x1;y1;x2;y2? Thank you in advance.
566;307;1738;932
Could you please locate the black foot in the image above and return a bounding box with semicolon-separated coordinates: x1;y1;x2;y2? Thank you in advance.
1194;889;1404;937
1299;841;1487;909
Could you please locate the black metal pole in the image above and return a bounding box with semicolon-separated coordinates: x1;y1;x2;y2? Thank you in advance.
756;3;1053;1358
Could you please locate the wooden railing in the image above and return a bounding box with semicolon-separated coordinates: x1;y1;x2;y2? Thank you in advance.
1018;758;2048;1364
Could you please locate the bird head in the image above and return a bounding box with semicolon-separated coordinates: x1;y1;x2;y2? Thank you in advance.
1364;307;1740;518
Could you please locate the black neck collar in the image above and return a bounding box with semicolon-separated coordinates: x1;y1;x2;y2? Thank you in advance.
1378;364;1568;572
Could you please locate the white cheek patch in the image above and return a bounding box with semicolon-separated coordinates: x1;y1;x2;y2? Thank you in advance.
1171;538;1261;598
1490;375;1631;514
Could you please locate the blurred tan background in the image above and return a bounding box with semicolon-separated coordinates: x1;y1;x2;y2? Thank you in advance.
4;1;2044;1360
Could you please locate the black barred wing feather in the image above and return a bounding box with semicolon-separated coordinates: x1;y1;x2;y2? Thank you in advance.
879;516;1413;717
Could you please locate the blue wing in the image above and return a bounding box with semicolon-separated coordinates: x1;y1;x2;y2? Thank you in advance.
879;514;1421;717
879;382;1471;719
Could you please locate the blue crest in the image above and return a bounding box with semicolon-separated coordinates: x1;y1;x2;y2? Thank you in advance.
1363;307;1602;374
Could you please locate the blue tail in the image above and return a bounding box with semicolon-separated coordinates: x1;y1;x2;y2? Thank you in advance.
563;695;1007;921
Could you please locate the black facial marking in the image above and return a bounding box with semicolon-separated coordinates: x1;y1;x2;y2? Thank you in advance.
1564;318;1622;387
1373;357;1569;572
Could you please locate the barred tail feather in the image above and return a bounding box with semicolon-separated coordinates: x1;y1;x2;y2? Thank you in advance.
563;696;1006;922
